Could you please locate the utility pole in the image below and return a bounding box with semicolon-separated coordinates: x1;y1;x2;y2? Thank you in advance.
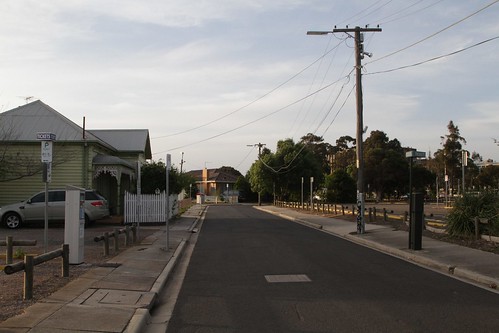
308;26;381;234
248;143;266;205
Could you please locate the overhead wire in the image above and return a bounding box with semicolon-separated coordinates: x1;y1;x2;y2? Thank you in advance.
365;35;499;75
259;69;355;174
256;0;499;174
378;0;446;25
367;0;499;65
289;36;345;137
152;41;343;141
155;73;353;154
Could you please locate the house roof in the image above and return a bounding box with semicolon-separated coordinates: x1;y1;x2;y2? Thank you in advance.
0;100;152;158
93;154;135;168
0;100;107;145
89;129;152;159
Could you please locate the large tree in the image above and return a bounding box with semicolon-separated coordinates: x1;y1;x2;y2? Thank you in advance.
363;130;408;200
140;161;194;195
433;121;467;194
325;169;356;203
248;138;323;202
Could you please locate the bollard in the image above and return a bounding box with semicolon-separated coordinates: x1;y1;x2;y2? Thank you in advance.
383;208;387;222
404;211;408;222
24;255;34;300
474;217;480;240
132;226;137;244
114;228;119;252
409;193;424;250
373;207;377;221
6;236;13;265
104;232;110;256
369;208;372;222
334;204;337;214
342;205;345;215
62;244;69;278
125;226;130;246
352;205;355;216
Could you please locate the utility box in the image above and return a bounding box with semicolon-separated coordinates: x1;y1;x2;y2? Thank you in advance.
65;186;85;264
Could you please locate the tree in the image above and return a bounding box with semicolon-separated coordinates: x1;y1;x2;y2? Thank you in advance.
301;133;334;175
247;138;323;202
433;121;467;194
476;165;499;189
140;161;194;195
325;169;356;203
234;175;257;202
363;130;408;199
330;135;356;174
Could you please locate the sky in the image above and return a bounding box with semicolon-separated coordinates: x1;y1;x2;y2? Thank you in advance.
1;0;498;175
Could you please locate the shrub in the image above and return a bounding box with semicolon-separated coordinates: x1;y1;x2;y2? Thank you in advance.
447;192;498;237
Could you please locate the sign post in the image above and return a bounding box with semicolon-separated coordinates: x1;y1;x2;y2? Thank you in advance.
37;132;56;253
165;154;171;250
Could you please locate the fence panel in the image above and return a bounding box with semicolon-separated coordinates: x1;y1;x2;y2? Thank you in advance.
124;191;178;224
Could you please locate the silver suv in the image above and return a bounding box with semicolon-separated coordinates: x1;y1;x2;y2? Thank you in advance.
0;189;110;229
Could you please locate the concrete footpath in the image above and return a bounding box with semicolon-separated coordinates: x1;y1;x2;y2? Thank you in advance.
1;203;498;332
255;205;499;291
0;204;207;333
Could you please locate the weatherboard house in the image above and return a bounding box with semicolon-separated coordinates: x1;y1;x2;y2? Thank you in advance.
0;100;152;214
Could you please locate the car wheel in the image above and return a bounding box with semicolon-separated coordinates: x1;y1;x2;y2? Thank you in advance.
84;214;94;227
4;213;22;229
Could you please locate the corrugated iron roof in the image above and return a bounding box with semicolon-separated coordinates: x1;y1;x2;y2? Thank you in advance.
0;100;152;158
0;100;111;147
89;129;152;159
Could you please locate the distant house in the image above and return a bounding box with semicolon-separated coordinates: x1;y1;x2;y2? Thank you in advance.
187;167;241;197
0;100;152;214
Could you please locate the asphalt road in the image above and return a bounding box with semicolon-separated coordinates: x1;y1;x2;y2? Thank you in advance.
166;205;499;332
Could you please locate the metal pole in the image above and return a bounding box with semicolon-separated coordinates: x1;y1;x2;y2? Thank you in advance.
462;150;466;195
166;154;171;250
44;177;48;253
301;177;304;209
310;177;314;210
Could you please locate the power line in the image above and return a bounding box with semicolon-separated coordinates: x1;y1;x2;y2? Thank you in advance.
366;35;499;75
367;0;499;65
377;0;446;25
153;73;352;155
151;42;344;141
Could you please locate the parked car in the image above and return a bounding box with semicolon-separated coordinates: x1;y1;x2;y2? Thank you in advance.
0;189;110;229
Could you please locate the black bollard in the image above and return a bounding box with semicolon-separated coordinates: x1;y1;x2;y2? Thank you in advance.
409;193;424;250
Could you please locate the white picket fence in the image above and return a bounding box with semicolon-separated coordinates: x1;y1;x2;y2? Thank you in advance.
123;191;178;224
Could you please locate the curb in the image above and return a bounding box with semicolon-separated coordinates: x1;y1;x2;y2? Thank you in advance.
125;205;207;333
126;240;187;333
